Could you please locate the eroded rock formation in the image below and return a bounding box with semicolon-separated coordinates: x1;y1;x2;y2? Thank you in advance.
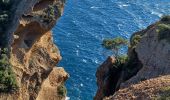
0;0;68;100
95;16;170;100
105;75;170;100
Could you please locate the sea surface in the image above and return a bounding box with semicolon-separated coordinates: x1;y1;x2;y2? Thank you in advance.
52;0;170;100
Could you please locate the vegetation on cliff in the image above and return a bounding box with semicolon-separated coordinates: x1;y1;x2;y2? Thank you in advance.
98;16;170;99
57;84;67;97
102;36;142;75
40;5;57;24
0;0;18;92
157;86;170;100
0;48;18;92
157;16;170;43
102;37;128;57
102;37;128;68
99;36;143;98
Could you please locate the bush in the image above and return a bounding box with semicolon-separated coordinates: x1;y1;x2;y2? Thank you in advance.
102;37;128;57
57;84;67;97
40;5;57;24
0;0;18;92
0;48;18;92
130;34;142;48
114;55;128;68
0;67;18;92
157;86;170;100
161;15;170;24
157;24;170;42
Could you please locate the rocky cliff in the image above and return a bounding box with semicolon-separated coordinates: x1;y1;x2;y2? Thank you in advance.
0;0;68;100
95;16;170;100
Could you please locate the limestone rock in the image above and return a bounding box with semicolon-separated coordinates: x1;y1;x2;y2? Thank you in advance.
95;18;170;99
0;0;68;100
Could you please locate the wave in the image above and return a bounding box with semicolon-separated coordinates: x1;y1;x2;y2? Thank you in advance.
151;11;162;17
65;97;70;100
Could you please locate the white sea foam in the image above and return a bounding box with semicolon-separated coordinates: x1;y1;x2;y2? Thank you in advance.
94;59;99;64
122;4;129;7
90;6;100;9
80;83;84;87
76;50;79;56
82;59;87;63
117;1;129;8
65;97;70;100
151;11;162;17
76;45;80;48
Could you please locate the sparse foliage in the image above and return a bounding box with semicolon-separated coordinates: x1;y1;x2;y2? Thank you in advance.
102;37;128;57
40;5;58;24
161;15;170;24
157;24;170;42
113;55;128;68
131;34;142;48
0;48;18;92
157;86;170;100
57;84;67;97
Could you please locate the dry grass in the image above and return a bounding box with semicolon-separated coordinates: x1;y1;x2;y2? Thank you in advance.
105;75;170;100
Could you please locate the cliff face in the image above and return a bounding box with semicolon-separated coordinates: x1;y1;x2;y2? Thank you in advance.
95;16;170;100
95;57;118;100
0;0;68;100
122;21;170;85
105;75;170;100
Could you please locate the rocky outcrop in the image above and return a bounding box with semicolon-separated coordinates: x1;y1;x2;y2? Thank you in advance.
105;75;170;100
94;57;119;100
95;50;143;100
95;16;170;100
122;18;170;86
0;0;68;100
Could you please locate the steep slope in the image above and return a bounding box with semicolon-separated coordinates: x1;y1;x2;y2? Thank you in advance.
0;0;68;100
95;16;170;100
105;75;170;100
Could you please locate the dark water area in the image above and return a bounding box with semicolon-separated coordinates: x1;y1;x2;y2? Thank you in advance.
52;0;170;99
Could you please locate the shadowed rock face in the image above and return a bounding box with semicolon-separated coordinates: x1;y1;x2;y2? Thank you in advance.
94;57;118;100
0;0;69;100
95;50;142;100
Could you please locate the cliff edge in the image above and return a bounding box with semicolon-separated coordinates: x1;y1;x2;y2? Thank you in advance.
0;0;68;100
95;16;170;100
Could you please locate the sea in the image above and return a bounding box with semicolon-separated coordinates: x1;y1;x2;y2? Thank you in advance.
52;0;170;100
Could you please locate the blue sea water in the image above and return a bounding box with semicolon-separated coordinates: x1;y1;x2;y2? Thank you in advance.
52;0;170;100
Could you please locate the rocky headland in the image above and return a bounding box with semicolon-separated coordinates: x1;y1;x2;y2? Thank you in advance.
95;16;170;100
0;0;68;100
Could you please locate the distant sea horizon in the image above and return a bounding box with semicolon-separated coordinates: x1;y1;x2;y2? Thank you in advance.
52;0;170;100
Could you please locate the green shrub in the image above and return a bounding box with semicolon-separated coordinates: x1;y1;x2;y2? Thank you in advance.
114;55;128;68
102;37;129;69
0;66;18;92
57;84;67;97
130;34;142;48
157;24;170;42
161;15;170;24
102;37;128;57
0;48;18;92
157;86;170;100
0;1;18;92
40;5;57;24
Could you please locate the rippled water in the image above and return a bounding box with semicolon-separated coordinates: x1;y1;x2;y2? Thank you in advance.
52;0;170;100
